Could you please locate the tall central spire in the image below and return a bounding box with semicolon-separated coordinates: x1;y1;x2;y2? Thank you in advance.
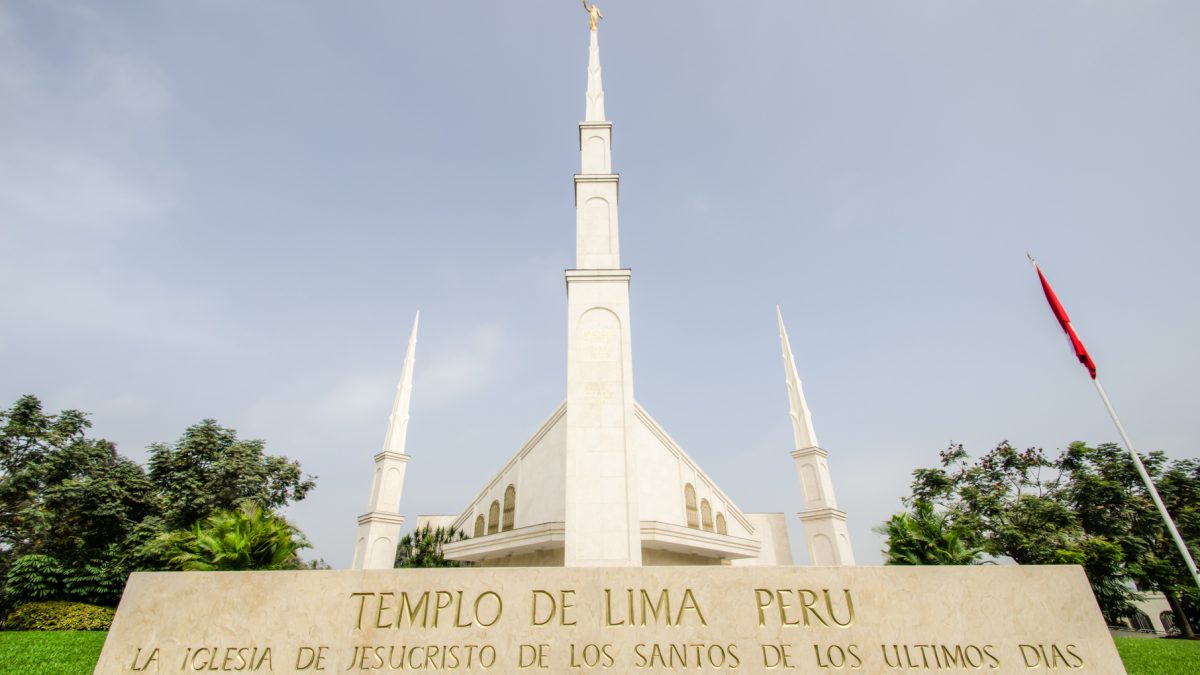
585;30;605;122
564;14;639;566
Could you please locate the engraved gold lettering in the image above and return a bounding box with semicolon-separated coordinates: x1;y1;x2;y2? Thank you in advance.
432;590;454;627
1019;644;1040;668
813;644;861;669
825;589;854;627
570;643;614;668
754;589;773;627
776;589;799;626
296;646;328;670
560;589;577;626
604;589;622;626
454;591;472;627
679;588;707;626
375;592;394;629
761;642;795;668
531;590;555;626
1065;644;1083;669
639;589;669;627
396;591;430;628
518;644;550;669
964;645;983;668
350;592;374;630
130;647;159;671
475;591;503;627
799;589;829;627
480;645;497;668
192;647;210;671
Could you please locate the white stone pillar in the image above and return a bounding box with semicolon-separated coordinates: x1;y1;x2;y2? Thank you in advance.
352;313;419;570
776;307;855;565
563;29;641;567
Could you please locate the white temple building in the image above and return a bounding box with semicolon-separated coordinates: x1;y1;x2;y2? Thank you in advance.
353;18;855;570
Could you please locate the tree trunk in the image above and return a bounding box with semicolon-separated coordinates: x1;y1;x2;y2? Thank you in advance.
1164;589;1195;638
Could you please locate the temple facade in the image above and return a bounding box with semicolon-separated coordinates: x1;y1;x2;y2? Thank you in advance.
352;19;854;570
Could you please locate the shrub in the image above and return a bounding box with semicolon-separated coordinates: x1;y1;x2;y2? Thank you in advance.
4;554;127;608
5;555;65;604
3;601;114;631
63;562;127;607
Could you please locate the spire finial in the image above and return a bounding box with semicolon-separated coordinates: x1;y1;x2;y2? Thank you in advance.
583;1;603;32
776;306;820;450
382;311;419;455
583;5;606;121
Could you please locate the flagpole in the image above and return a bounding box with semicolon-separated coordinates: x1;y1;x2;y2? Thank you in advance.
1092;376;1200;590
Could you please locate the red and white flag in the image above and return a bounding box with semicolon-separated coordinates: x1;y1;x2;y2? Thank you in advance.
1031;258;1097;379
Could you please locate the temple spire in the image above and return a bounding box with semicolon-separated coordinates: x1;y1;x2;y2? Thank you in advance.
585;28;606;121
382;311;419;455
776;306;819;450
351;311;418;570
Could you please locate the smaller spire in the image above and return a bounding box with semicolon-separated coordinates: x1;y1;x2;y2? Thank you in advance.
585;26;606;121
381;311;419;455
776;306;819;450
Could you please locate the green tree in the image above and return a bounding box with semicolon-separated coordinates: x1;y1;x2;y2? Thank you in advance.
0;396;321;606
145;503;309;572
1058;442;1199;637
0;396;159;608
875;500;982;565
911;442;1079;565
147;419;315;530
394;525;468;568
907;441;1140;623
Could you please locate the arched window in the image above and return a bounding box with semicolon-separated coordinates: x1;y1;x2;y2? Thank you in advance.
701;499;714;532
487;500;500;535
715;513;727;535
1129;611;1153;632
1160;611;1178;634
502;485;516;532
473;515;485;538
684;484;699;529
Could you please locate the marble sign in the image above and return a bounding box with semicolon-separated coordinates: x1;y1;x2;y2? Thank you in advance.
95;564;1122;674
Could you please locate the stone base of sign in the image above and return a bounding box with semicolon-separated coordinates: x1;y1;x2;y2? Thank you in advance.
96;565;1122;674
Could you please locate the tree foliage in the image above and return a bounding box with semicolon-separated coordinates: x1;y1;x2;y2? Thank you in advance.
1057;442;1198;637
394;525;468;568
901;440;1200;630
144;503;309;572
0;396;318;610
147;419;315;530
876;500;982;566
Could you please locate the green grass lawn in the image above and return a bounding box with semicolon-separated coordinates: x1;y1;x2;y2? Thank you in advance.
0;631;107;674
1114;636;1200;675
0;632;1195;674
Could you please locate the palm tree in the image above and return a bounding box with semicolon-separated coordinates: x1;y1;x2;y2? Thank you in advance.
156;502;309;571
876;500;983;565
394;525;468;568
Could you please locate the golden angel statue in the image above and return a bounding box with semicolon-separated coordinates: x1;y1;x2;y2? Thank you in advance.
582;1;603;31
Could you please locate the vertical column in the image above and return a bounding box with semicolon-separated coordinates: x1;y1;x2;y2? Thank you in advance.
352;313;419;570
777;307;855;565
352;452;409;569
564;271;641;566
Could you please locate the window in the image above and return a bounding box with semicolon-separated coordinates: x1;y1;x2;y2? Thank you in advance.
684;484;699;529
473;515;485;538
488;501;500;535
701;499;714;532
1160;611;1177;634
715;513;727;535
502;485;516;532
1129;611;1153;632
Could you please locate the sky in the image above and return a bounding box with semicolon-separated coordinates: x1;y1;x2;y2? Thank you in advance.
1;2;1198;568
